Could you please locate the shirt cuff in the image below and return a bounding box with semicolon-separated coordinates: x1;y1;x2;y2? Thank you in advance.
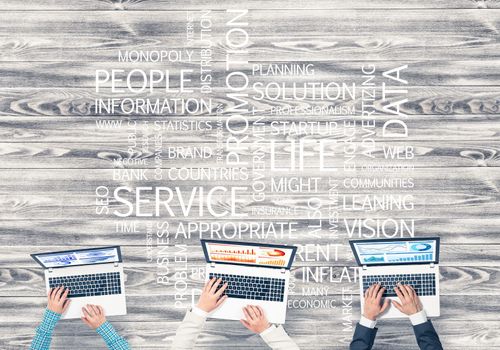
409;310;427;326
259;324;276;336
359;315;377;329
96;321;119;343
40;309;62;332
191;306;209;318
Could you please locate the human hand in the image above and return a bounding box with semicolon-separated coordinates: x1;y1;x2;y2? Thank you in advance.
81;304;106;329
363;283;390;321
240;305;271;334
47;286;71;314
392;283;422;315
196;277;228;313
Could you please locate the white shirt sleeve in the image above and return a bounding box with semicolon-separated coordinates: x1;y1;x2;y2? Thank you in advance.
359;315;377;329
409;309;428;326
259;325;300;350
260;324;276;337
191;306;208;318
171;309;207;350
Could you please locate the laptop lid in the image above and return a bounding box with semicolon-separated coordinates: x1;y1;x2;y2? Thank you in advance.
349;237;440;266
201;239;297;270
31;246;122;269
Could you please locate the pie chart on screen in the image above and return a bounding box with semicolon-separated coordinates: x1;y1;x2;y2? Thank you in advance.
411;243;431;252
267;249;286;257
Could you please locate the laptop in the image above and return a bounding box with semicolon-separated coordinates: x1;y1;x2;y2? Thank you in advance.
200;239;297;324
31;246;127;319
349;237;440;319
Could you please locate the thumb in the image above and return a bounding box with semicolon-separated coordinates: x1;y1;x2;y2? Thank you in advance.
380;298;390;313
81;316;90;327
392;300;403;312
216;295;228;307
240;319;251;330
62;299;71;313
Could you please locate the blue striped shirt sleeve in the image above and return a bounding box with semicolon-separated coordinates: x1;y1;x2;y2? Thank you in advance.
30;309;61;350
96;321;130;350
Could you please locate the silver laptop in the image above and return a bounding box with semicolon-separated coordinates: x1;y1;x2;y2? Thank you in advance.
349;237;440;319
201;239;297;324
31;246;127;319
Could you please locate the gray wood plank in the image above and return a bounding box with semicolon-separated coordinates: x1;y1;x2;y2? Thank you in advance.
0;320;498;350
1;218;499;245
1;60;500;87
0;87;498;118
1;0;498;10
1;115;500;144
1;245;499;267
1;295;498;323
1;10;500;36
0;141;499;168
1;265;499;296
0;2;497;349
2;34;500;62
0;168;498;219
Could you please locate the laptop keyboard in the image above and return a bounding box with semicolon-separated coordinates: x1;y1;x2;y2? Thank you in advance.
48;272;121;298
362;273;436;297
209;273;286;302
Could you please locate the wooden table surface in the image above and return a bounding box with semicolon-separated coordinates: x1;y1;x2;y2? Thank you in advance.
0;0;499;349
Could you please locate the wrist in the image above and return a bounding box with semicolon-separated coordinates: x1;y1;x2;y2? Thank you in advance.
47;306;62;315
259;323;271;333
40;309;62;332
195;303;210;312
259;323;274;335
409;309;427;326
196;302;211;313
192;305;209;317
362;313;376;321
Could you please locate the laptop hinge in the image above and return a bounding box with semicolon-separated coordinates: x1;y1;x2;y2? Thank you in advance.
362;265;368;270
210;262;216;268
430;263;435;268
48;268;54;273
114;262;119;267
280;268;286;274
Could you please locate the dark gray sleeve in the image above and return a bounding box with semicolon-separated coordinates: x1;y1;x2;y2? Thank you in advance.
350;323;378;350
413;320;444;350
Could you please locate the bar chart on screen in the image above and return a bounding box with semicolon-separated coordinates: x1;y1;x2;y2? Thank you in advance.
387;254;433;263
260;260;286;266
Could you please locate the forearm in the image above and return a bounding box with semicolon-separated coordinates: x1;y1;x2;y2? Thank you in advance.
171;308;208;350
30;309;61;350
96;321;130;350
260;325;300;350
411;317;443;350
350;320;378;350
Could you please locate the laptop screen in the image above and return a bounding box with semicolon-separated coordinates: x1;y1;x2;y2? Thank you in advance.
349;238;439;266
201;240;297;269
31;246;122;269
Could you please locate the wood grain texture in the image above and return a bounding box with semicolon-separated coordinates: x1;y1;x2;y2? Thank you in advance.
1;245;499;268
1;61;499;87
2;0;500;11
0;116;499;145
0;87;498;117
0;320;499;350
1;295;499;323
1;218;499;245
0;141;500;168
1;265;499;297
2;34;500;62
1;10;500;36
0;2;499;349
